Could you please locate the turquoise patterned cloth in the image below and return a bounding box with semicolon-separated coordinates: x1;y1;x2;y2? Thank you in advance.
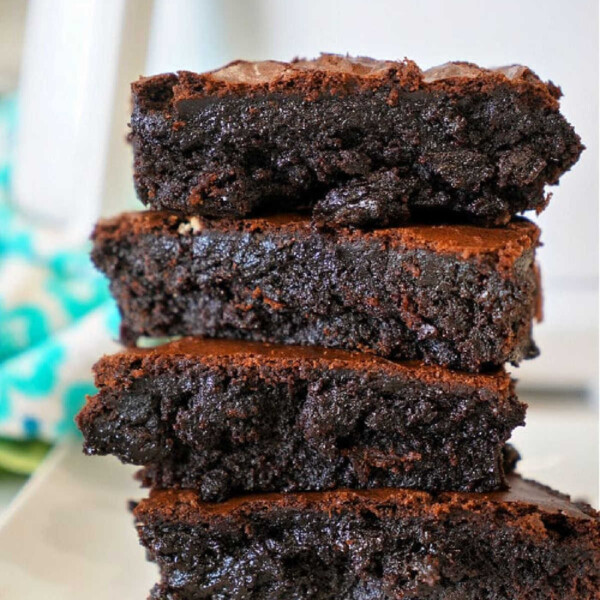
0;95;120;441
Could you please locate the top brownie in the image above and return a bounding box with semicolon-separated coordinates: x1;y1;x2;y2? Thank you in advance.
130;54;583;227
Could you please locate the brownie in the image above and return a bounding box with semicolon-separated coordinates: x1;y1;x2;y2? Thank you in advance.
91;211;541;372
76;338;525;500
133;475;600;599
130;54;583;227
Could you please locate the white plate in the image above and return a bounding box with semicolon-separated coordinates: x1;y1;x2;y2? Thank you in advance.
0;442;155;600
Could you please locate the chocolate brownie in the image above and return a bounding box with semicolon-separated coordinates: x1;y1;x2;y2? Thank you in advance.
133;475;600;599
76;338;525;500
91;211;541;372
130;54;583;227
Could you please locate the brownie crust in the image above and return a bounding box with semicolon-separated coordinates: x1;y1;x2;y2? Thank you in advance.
133;475;600;599
91;211;541;372
76;338;525;500
130;54;583;227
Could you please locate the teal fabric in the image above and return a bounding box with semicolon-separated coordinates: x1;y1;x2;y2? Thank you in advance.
0;95;121;441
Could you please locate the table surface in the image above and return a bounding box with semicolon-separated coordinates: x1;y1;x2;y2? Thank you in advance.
0;443;157;600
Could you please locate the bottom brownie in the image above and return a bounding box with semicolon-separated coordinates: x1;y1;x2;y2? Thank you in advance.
134;475;600;600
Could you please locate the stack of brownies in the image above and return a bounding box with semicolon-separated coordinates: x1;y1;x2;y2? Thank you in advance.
77;55;600;599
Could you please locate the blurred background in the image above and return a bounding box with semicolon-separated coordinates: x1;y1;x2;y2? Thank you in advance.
0;0;598;525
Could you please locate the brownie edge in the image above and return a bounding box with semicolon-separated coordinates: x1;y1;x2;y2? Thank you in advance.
133;475;600;600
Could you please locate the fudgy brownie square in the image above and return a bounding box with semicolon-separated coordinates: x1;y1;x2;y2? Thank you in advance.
76;338;525;500
130;54;582;227
133;475;600;599
91;211;541;372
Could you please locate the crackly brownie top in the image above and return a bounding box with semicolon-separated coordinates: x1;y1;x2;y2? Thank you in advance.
135;475;599;525
132;53;562;111
93;211;540;267
94;337;512;393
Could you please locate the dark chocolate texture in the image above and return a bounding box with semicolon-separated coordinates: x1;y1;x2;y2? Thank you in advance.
76;338;525;500
133;475;600;599
91;211;541;372
130;54;583;227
